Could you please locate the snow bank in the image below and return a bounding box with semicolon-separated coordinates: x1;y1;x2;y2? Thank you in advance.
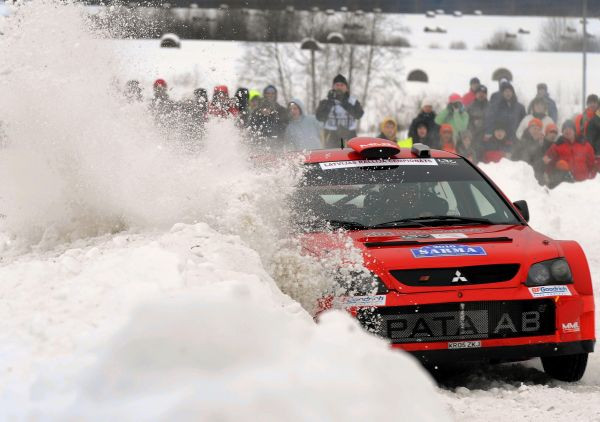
0;223;448;421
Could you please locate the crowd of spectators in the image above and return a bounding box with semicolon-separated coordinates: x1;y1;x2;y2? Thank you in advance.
122;74;600;189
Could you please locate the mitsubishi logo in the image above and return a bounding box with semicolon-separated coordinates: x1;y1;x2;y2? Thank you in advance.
452;270;468;283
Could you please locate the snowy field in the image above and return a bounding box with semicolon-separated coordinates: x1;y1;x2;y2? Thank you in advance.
1;2;600;421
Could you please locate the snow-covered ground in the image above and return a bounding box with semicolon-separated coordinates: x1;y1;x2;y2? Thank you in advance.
1;2;600;421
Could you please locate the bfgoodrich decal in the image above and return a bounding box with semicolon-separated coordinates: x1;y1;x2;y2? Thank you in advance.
411;244;487;258
528;285;572;298
335;295;387;308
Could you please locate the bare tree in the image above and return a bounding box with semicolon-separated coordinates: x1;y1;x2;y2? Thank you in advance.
537;17;600;52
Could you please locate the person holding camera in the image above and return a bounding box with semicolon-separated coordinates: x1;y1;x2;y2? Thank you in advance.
316;74;364;148
435;93;469;142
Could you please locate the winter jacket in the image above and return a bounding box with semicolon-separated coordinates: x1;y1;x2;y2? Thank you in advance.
435;106;469;141
467;99;488;143
408;112;439;149
284;99;322;151
586;111;600;154
484;97;526;139
515;114;555;139
545;136;596;181
513;132;552;182
462;90;476;107
249;99;288;142
481;133;514;163
527;94;558;122
575;108;597;140
316;92;364;132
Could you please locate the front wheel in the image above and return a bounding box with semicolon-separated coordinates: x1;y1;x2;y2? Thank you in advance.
541;353;588;382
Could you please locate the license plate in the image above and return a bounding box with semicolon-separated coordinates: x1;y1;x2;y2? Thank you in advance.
448;340;481;349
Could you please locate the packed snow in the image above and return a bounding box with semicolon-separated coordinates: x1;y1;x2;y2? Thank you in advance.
1;2;600;421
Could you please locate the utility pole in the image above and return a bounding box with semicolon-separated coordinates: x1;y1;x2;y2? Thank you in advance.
582;0;588;111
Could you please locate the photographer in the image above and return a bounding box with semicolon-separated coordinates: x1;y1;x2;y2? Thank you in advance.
435;93;469;142
316;74;364;148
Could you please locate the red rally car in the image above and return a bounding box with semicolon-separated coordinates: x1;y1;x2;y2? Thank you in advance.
296;138;595;382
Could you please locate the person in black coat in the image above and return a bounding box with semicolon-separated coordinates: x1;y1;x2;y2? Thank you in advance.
484;81;526;141
408;97;439;148
316;74;364;148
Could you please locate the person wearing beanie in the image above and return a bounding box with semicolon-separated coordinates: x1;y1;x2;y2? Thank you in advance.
150;78;176;124
467;84;488;150
408;97;440;149
543;119;596;186
516;96;555;139
513;118;551;183
527;83;558;122
483;81;526;142
461;77;481;107
544;123;559;143
248;85;289;146
439;124;456;153
316;74;364;147
489;77;510;104
575;93;599;140
435;93;469;142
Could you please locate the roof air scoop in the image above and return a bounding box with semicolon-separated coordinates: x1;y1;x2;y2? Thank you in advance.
347;137;400;159
411;143;431;158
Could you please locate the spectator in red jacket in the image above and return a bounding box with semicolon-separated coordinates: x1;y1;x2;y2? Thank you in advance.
208;85;238;118
544;120;596;183
461;77;481;107
575;94;599;140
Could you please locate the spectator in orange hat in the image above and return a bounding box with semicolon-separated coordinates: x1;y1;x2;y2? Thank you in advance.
544;123;559;143
435;93;469;141
439;124;456;153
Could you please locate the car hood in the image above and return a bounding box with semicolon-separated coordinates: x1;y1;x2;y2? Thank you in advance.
301;224;561;293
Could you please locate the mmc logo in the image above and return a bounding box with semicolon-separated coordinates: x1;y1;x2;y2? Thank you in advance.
452;270;468;283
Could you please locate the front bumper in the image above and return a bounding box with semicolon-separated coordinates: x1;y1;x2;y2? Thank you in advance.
410;340;595;364
344;284;595;360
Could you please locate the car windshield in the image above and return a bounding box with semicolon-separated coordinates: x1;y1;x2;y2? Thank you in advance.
291;157;521;231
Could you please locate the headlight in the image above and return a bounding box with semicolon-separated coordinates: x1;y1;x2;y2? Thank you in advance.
525;258;573;286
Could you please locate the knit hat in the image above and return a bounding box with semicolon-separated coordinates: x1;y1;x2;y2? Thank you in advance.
493;119;508;131
562;120;576;132
537;83;548;91
153;79;167;88
333;74;348;86
263;85;277;95
545;123;558;135
476;85;488;94
448;93;462;103
528;118;543;129
421;97;435;108
439;123;453;134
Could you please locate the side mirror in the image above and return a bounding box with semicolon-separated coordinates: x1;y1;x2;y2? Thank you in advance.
513;200;529;222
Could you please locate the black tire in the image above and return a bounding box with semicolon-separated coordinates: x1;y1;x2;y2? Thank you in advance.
541;353;588;382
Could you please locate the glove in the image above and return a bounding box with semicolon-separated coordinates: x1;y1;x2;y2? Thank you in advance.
327;90;335;101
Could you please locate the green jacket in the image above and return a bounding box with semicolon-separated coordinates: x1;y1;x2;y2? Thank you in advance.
435;108;469;141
